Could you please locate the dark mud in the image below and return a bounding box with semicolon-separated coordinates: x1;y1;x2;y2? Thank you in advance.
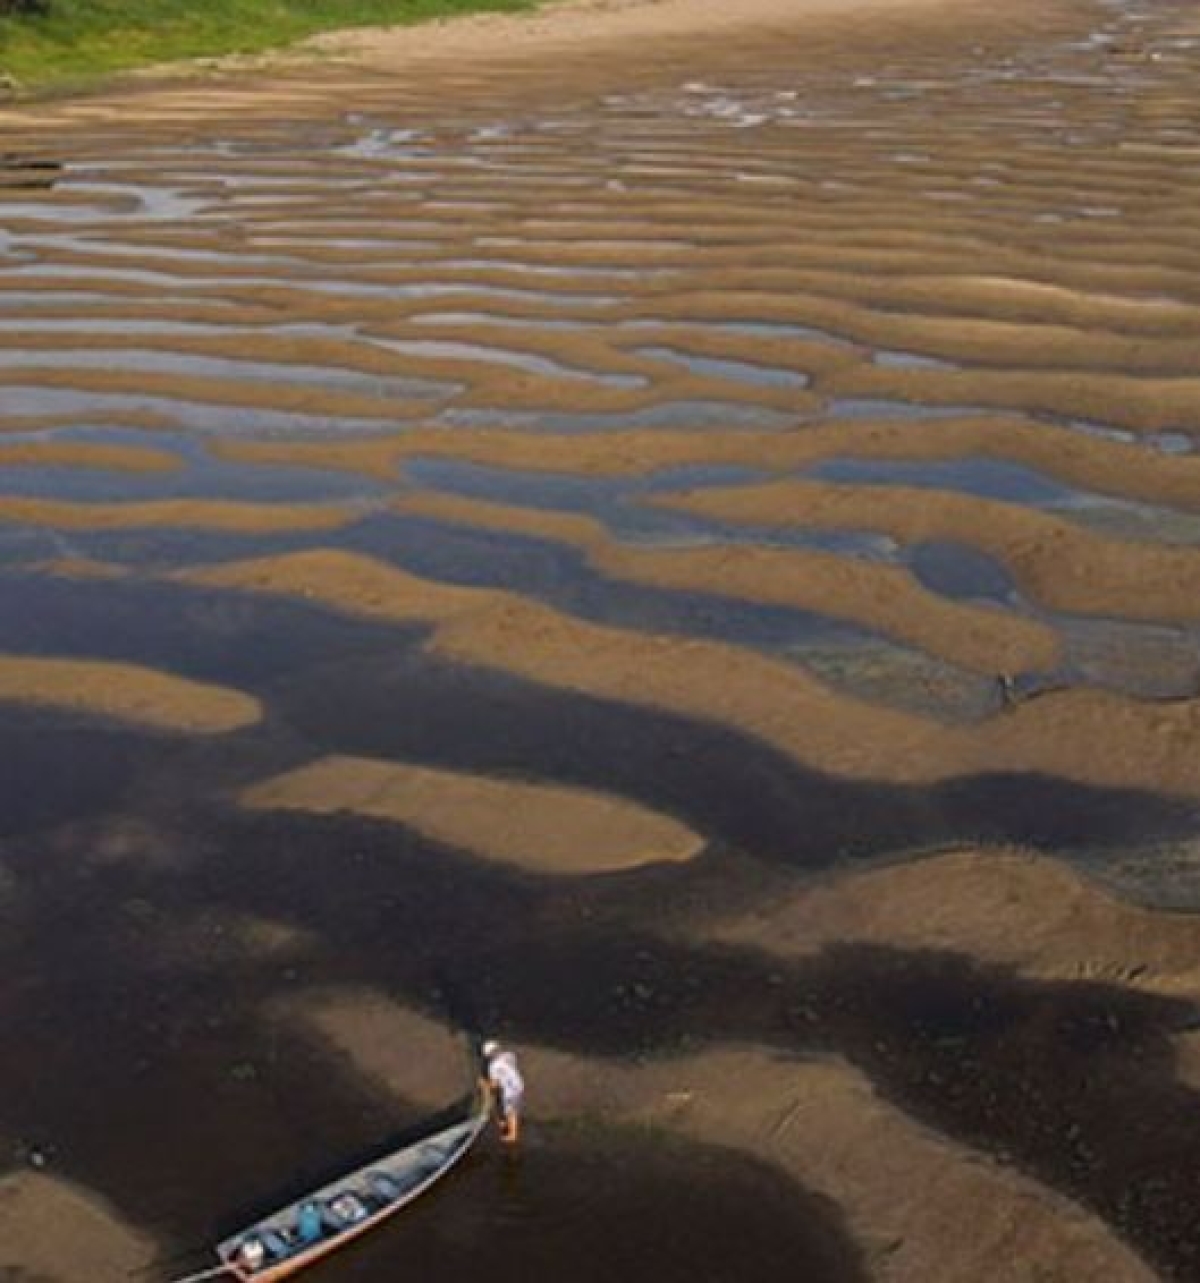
4;0;1200;1277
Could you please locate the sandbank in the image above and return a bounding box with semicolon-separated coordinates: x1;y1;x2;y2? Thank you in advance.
183;549;1200;796
396;489;1061;675
0;496;356;532
661;478;1200;622
715;847;1200;997
0;1172;156;1282
0;440;180;473
0;654;262;732
242;754;703;873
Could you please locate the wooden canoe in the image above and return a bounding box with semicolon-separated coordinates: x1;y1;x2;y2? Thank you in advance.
213;1088;489;1281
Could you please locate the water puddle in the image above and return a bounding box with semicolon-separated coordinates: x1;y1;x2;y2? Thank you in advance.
372;339;644;389
633;346;811;389
346;510;991;721
824;399;991;421
906;541;1020;605
0;427;387;506
806;455;1200;544
1061;617;1200;702
870;349;959;371
438;401;798;433
0;264;625;305
0;386;407;435
0;348;457;401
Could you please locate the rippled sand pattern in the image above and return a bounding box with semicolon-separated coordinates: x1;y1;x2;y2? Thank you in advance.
2;0;1200;721
6;0;1200;1279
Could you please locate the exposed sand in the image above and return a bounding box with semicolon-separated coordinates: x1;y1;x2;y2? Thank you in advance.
284;993;1155;1283
184;549;1200;796
0;0;996;130
308;0;970;70
661;478;1200;623
4;0;1200;1276
0;496;356;532
396;489;1062;675
0;654;262;732
715;847;1200;996
0;1172;156;1283
241;755;704;874
212;415;1200;510
0;440;180;472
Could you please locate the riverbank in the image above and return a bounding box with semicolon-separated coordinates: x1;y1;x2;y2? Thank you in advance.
0;0;537;93
0;0;985;104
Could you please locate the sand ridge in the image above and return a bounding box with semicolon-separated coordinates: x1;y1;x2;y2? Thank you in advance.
0;654;262;732
182;548;1200;796
4;0;1200;1275
395;488;1062;675
0;1172;157;1282
241;754;704;874
661;477;1200;622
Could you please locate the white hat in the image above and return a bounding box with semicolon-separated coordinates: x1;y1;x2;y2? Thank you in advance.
482;1039;500;1058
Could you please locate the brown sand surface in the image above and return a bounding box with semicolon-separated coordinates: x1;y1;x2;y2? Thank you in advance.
0;654;261;732
285;994;1154;1283
0;410;180;437
184;549;1200;795
662;478;1200;622
211;414;1200;512
0;440;180;472
0;0;1007;131
0;496;356;532
5;0;1200;1276
715;847;1200;997
396;489;1062;674
307;0;974;70
0;1173;157;1282
241;755;703;873
0;364;437;421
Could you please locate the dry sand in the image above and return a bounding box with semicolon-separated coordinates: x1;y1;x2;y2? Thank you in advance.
241;755;704;874
715;846;1200;997
0;654;262;732
0;496;356;533
0;440;180;472
0;0;998;130
307;0;972;70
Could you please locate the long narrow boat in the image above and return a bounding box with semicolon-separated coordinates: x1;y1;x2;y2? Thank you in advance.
197;1088;489;1282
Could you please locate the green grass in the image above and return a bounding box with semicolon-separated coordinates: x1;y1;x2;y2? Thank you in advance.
0;0;540;91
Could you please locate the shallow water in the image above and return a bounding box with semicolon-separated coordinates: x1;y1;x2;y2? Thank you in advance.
6;0;1200;1278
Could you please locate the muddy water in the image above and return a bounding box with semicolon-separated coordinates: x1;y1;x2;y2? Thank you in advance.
5;0;1200;1279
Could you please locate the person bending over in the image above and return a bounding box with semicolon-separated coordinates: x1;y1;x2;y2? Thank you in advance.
481;1040;525;1145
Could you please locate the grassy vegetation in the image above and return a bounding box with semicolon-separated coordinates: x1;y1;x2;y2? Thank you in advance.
0;0;539;90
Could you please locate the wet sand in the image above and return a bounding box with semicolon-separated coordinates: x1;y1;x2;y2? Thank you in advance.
0;1172;156;1282
242;755;703;873
287;996;1155;1282
661;476;1200;621
183;548;1200;796
0;654;261;731
5;0;1200;1278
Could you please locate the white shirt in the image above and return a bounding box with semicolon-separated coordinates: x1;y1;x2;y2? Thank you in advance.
487;1051;524;1104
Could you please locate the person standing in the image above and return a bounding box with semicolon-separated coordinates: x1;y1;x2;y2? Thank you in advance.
481;1040;525;1145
